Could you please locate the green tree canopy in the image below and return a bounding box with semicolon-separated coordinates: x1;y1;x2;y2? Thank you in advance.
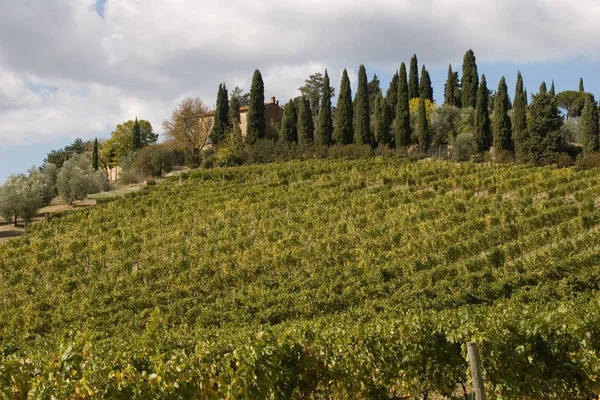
92;138;99;171
556;90;587;120
461;49;479;108
317;70;334;145
386;71;399;122
57;153;107;204
299;72;335;117
417;97;431;152
524;91;564;163
297;97;315;145
373;92;391;146
394;62;411;147
444;65;455;106
513;72;528;158
579;94;600;154
368;73;382;117
281;99;298;143
0;168;48;226
474;74;491;152
101;119;157;168
210;83;231;145
246;69;266;144
333;69;353;144
492;76;513;152
353;65;371;145
408;54;420;100
420;66;434;103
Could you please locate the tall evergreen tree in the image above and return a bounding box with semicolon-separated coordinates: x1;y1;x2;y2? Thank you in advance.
229;95;241;126
513;72;528;158
474;74;491;152
297;97;315;144
524;89;529;105
334;69;353;144
353;65;371;145
549;80;556;96
246;69;266;144
525;91;564;163
461;49;479;108
580;94;600;155
417;97;430;152
132;117;142;151
408;54;420;99
394;63;411;147
373;93;392;146
368;74;381;116
444;64;455;106
452;72;462;107
92;138;99;171
210;83;230;145
539;81;547;95
317;69;333;145
281;99;298;142
420;66;433;102
386;71;399;121
492;76;512;152
579;77;585;92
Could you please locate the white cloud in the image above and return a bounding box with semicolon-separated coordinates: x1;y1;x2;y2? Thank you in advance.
1;0;600;145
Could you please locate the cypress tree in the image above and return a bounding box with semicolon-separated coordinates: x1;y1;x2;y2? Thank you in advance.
297;97;315;144
353;65;371;145
368;74;381;115
92;138;99;171
281;99;298;142
579;78;585;92
524;89;529;105
549;80;556;96
461;49;479;108
417;97;430;152
444;64;455;106
539;81;547;95
211;83;230;145
452;72;462;107
580;94;600;155
394;62;411;147
408;54;420;99
474;74;491;152
317;69;333;145
229;95;241;126
513;72;528;158
334;69;353;144
420;66;433;102
492;76;512;152
374;93;391;146
246;69;266;144
132;117;142;151
525;91;564;162
386;71;399;121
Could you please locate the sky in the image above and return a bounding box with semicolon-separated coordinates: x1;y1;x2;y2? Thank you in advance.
2;0;600;182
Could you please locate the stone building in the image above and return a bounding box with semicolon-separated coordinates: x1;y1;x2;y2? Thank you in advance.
201;96;284;137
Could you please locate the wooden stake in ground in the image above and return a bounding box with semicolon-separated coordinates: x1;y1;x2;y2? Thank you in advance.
467;342;486;400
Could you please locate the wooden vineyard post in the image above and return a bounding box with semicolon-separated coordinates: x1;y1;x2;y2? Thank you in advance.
467;342;486;400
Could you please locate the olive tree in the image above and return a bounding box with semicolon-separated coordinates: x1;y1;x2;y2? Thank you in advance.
57;153;108;204
0;168;48;226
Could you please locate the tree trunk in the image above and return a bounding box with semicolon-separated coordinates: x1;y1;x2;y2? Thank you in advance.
14;215;17;227
467;342;485;400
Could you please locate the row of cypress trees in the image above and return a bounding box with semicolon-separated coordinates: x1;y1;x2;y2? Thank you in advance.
210;50;599;161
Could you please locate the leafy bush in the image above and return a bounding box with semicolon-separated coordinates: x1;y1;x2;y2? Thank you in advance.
327;144;373;159
451;133;475;161
56;153;107;204
118;169;144;185
133;143;176;177
0;168;48;225
576;152;600;169
215;128;247;167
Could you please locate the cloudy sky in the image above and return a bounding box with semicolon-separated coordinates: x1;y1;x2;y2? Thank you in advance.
1;0;600;181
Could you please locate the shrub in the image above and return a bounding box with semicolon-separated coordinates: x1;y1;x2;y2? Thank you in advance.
56;153;107;204
133;143;176;177
451;133;475;162
553;153;575;168
215;128;247;167
576;153;600;170
327;144;373;160
118;169;144;185
0;170;47;225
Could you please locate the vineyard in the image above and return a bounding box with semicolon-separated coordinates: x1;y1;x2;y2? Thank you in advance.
3;157;600;398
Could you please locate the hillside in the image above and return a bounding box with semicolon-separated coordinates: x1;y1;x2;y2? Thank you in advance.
3;157;600;398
